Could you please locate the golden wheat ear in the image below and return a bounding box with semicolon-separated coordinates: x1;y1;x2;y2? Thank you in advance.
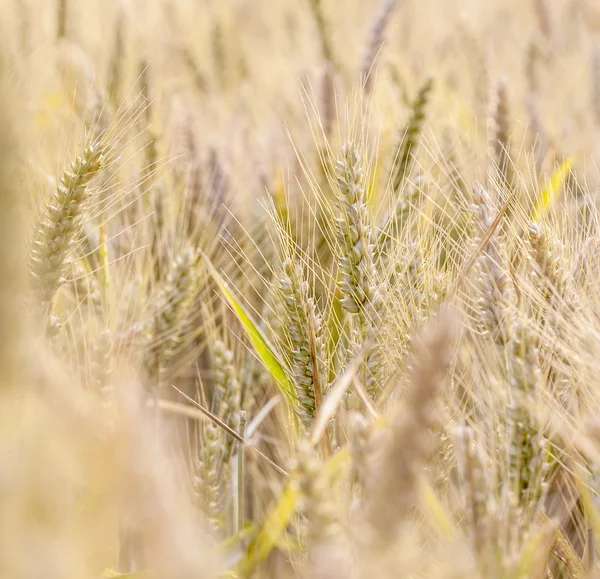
29;142;107;336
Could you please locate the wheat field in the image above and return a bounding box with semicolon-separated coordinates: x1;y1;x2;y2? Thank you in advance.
3;0;600;577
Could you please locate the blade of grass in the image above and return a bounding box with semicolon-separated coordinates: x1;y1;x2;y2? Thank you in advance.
238;445;351;574
238;483;300;575
199;250;298;410
532;158;574;223
418;475;455;539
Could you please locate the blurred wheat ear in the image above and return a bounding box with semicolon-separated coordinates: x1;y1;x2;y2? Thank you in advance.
0;48;26;380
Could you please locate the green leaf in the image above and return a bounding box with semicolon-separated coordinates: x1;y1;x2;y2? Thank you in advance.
238;483;299;574
199;251;298;410
237;446;351;575
514;524;555;579
418;476;454;539
532;158;574;223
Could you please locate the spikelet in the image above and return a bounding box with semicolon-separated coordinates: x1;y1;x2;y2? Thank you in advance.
508;318;549;507
528;223;582;409
392;78;433;192
278;257;325;427
193;419;221;529
211;340;241;462
472;184;512;344
145;247;200;389
490;77;514;192
361;0;400;94
335;143;378;317
335;142;384;395
29;143;106;332
528;222;574;310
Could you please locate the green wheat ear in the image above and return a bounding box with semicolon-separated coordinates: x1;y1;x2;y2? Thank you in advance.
278;256;326;428
335;141;384;396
